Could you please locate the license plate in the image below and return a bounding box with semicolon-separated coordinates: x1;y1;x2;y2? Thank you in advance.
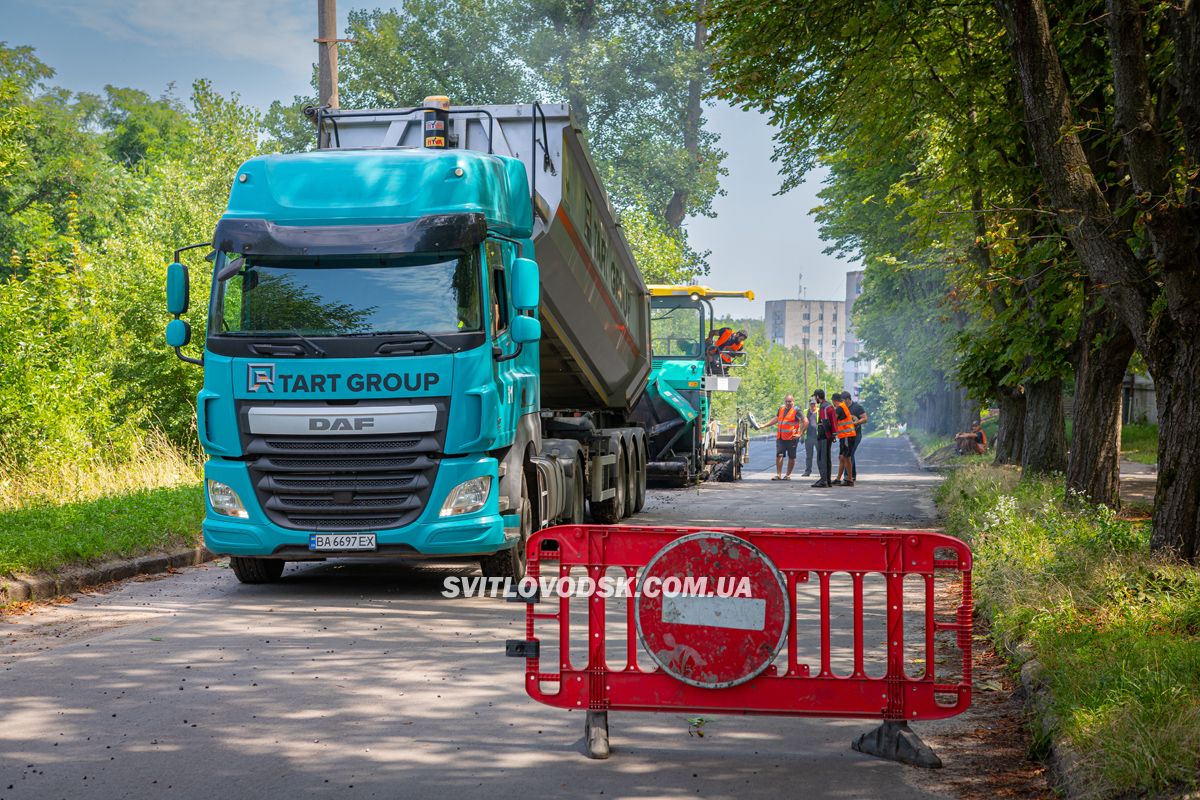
308;533;377;552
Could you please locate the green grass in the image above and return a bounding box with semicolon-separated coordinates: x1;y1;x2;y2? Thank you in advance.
938;465;1200;797
0;484;203;577
1121;423;1158;465
908;429;952;459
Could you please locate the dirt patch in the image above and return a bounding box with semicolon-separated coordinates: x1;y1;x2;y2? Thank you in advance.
919;636;1051;799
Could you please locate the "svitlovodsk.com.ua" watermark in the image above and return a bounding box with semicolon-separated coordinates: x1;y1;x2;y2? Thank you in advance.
442;575;754;599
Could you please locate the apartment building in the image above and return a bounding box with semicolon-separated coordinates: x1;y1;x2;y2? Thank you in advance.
764;298;846;374
843;270;877;394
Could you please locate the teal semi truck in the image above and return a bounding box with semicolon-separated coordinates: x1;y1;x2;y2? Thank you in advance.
632;285;754;484
165;98;649;583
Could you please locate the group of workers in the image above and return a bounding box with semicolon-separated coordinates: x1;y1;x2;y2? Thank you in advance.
764;390;867;487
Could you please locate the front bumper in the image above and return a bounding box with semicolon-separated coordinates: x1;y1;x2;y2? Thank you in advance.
203;455;515;558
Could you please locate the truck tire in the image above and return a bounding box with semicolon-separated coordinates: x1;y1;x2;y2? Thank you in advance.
589;444;626;524
568;457;586;524
622;444;637;519
632;440;647;513
230;556;285;584
480;479;531;580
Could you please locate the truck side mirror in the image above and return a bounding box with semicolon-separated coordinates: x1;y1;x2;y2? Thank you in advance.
510;314;541;344
511;258;540;311
166;319;192;348
166;261;189;315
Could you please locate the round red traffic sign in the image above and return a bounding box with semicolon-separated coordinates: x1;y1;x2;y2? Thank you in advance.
635;532;789;689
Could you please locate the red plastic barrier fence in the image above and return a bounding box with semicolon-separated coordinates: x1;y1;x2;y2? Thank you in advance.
508;525;973;724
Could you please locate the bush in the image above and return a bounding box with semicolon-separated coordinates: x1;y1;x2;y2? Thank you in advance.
937;466;1200;797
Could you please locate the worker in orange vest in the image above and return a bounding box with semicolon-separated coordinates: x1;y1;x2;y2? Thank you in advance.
763;394;805;480
705;328;747;374
832;392;858;486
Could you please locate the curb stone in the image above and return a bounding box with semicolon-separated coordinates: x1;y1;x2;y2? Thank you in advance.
0;546;214;605
1006;641;1084;798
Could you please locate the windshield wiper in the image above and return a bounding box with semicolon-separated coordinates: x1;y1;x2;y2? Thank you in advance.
226;331;327;356
347;329;462;353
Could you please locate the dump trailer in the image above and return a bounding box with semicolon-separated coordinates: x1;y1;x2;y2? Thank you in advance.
632;285;754;484
164;97;649;584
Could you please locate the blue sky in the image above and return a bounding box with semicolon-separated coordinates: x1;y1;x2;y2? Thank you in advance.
3;0;857;316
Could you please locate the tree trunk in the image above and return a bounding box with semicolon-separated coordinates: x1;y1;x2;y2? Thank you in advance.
665;0;707;229
1150;342;1200;561
1066;300;1135;507
958;386;979;432
993;387;1025;466
995;0;1200;559
1021;377;1067;474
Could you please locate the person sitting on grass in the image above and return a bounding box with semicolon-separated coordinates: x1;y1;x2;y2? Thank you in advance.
954;421;987;455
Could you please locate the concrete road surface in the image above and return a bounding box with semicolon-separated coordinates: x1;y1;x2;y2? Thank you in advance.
1;436;952;800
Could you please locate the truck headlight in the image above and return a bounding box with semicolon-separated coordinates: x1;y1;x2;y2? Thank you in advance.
207;480;249;518
440;476;492;517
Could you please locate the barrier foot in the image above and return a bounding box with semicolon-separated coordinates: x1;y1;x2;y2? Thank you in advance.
852;720;942;769
584;711;610;759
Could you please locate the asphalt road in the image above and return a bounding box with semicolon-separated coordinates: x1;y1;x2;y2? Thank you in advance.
1;435;952;800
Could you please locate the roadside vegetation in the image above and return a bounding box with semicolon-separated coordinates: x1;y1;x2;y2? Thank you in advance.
0;486;203;576
937;465;1200;797
1119;424;1158;467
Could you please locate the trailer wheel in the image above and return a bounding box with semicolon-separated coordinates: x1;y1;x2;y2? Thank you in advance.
589;444;626;524
480;479;531;580
568;457;586;524
632;439;647;513
621;444;637;519
230;556;285;584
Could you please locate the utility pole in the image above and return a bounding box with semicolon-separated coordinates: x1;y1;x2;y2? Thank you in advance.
317;0;340;109
798;273;809;402
316;0;340;148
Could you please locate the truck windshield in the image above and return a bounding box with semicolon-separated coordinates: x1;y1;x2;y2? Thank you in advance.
650;302;704;359
212;251;482;337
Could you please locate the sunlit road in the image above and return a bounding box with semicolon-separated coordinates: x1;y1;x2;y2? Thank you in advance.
1;436;960;800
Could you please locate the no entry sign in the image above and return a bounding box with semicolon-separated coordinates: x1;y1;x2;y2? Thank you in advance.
635;531;789;689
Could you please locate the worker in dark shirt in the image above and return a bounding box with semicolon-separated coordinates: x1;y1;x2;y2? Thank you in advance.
811;388;836;487
847;393;867;482
802;398;819;477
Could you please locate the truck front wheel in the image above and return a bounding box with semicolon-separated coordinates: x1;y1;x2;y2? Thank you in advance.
229;556;285;584
480;480;531;580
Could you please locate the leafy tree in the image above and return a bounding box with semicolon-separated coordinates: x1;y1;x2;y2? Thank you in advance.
704;0;1135;487
856;368;899;430
100;85;192;167
620;198;707;284
994;0;1200;558
267;2;726;238
0;44;134;265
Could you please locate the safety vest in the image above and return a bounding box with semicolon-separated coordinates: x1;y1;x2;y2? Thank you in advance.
720;339;744;364
777;405;801;440
712;328;734;348
835;402;857;439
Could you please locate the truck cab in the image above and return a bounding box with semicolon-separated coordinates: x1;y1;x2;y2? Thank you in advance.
166;98;649;584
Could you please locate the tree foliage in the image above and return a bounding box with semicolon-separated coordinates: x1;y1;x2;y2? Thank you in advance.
0;44;261;474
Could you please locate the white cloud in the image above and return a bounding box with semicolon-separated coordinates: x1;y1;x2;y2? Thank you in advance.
46;0;317;81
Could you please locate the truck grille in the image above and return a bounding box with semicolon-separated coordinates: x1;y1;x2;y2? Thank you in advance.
245;434;440;531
